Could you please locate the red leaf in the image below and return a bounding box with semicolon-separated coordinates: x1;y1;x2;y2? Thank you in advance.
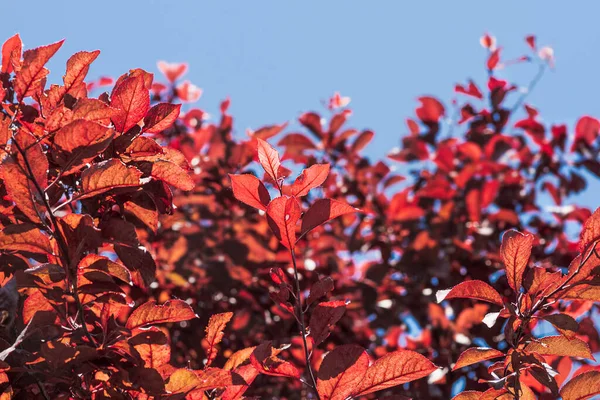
221;364;259;400
143;103;181;133
574;116;600;147
307;276;335;306
317;344;369;400
266;196;301;249
299;112;324;138
309;300;346;346
1;158;42;223
175;80;202;102
111;75;150;132
560;370;600;400
0;223;53;255
455;80;483;99
63;50;100;96
157;61;188;83
351;130;374;153
351;350;438;397
501;229;534;293
415;97;444;122
250;342;301;379
436;280;503;306
79;159;142;200
53;120;114;173
1;34;22;74
487;48;502;70
580;207;600;251
526;35;536;50
248;122;288;140
229;174;271;211
129;328;171;369
203;312;233;368
150;160;194;191
452;347;504;371
72;98;120;125
289;164;330;197
256;139;281;183
125;299;197;330
14;40;64;101
299;199;357;239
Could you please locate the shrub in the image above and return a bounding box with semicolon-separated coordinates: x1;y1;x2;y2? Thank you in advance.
0;32;598;399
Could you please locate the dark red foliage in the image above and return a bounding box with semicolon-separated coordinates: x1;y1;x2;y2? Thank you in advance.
0;32;598;400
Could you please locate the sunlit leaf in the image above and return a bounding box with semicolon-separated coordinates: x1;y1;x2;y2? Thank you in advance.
452;347;504;371
317;344;369;400
266;196;301;249
436;280;503;306
125;299;197;330
289;164;330;197
299;199;358;239
501;229;534;293
351;350;438;396
229;174;270;211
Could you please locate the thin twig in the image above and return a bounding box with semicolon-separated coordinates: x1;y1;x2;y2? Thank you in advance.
11;120;96;347
290;247;320;399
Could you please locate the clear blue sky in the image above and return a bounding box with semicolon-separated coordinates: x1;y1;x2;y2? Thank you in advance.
3;1;600;181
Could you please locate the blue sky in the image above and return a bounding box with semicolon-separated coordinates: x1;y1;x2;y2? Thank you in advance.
3;2;600;188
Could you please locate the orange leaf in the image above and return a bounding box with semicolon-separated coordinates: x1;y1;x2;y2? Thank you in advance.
165;368;199;393
53;120;114;173
317;344;369;400
266;196;301;249
452;391;484;400
452;347;504;371
0;224;53;255
125;299;197;330
14;40;64;100
560;370;600;400
22;288;54;324
223;346;256;371
111;75;150;132
143;103;181;133
289;164;330;197
79;159;142;200
221;364;259;400
351;349;438;397
501;229;534;293
203;312;233;368
250;342;301;379
72;98;120;125
309;300;346;346
436;280;504;306
129;328;171;369
525;336;593;359
150;160;194;191
299;199;357;239
79;254;131;285
229;174;270;211
542;314;579;339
